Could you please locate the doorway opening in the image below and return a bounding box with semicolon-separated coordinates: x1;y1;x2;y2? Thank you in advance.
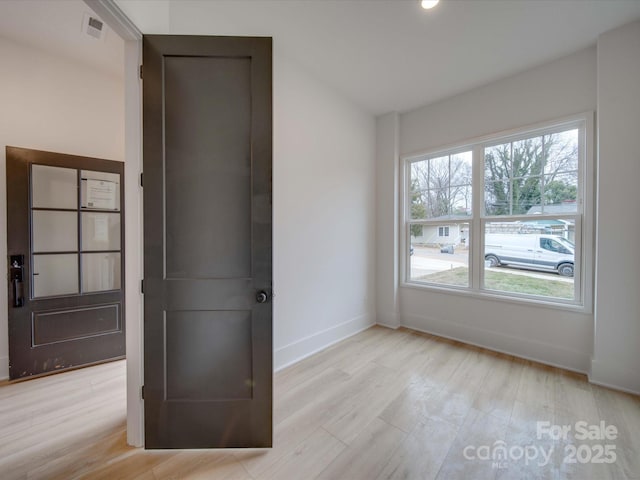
0;0;139;467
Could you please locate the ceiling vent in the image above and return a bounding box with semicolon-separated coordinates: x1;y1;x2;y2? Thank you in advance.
82;13;106;41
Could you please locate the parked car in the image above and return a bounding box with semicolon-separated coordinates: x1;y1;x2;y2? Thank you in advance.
484;233;575;277
440;245;454;254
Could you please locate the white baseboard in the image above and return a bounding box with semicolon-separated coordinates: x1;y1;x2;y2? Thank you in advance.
402;313;591;375
376;321;400;330
375;311;400;329
589;358;640;395
274;313;375;372
0;356;8;380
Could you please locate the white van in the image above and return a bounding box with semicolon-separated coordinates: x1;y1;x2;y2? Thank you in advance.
484;234;575;277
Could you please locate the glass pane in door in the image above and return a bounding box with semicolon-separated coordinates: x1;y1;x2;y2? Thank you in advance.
32;211;78;252
32;165;78;209
81;212;120;251
82;252;121;292
33;254;79;297
81;171;121;211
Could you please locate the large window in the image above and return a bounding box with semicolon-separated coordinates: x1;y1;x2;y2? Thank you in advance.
404;116;591;307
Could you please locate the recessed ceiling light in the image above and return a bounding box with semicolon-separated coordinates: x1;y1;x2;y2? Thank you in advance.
421;0;440;9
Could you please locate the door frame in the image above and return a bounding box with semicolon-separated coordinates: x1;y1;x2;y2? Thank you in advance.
84;0;145;447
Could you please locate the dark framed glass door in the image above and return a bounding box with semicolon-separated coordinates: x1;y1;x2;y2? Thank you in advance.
6;146;125;380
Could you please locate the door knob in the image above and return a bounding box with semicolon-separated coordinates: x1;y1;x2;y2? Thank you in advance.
256;291;269;304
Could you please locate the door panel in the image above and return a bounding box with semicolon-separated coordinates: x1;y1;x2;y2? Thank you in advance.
164;56;252;279
165;310;253;400
32;304;120;346
143;35;272;449
6;146;125;379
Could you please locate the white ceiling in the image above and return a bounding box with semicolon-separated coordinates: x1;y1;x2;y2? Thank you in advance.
2;1;640;115
0;0;124;79
114;0;640;115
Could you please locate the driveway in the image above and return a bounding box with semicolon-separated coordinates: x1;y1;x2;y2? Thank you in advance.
411;246;467;276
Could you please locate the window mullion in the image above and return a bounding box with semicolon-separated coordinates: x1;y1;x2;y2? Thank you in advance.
403;159;410;283
509;141;514;216
447;154;452;217
471;144;483;291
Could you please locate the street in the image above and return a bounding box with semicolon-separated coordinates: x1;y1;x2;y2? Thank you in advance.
410;246;574;283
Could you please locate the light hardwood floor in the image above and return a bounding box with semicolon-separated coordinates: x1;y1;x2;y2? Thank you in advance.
1;326;638;479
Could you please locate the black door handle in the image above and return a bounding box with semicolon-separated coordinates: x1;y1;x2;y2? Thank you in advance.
10;255;24;308
12;278;24;308
256;291;269;304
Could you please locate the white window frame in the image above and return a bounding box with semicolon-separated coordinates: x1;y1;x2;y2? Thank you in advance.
400;113;594;312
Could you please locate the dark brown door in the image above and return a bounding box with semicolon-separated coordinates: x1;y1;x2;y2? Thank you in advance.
6;147;125;380
143;35;272;448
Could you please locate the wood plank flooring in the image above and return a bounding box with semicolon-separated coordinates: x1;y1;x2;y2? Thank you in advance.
1;326;638;479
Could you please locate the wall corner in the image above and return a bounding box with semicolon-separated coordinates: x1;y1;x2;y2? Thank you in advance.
375;112;401;329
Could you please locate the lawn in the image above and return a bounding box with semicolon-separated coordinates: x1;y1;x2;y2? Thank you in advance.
418;267;574;299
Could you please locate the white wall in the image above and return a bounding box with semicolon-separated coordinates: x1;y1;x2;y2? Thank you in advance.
400;47;597;156
273;51;377;369
115;0;378;373
387;47;598;373
591;20;640;394
0;36;124;379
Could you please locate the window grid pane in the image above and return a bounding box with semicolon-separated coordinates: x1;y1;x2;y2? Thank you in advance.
483;220;576;301
410;151;473;220
409;222;470;288
483;128;579;219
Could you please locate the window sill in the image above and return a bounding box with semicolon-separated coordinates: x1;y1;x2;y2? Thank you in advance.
399;280;592;315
